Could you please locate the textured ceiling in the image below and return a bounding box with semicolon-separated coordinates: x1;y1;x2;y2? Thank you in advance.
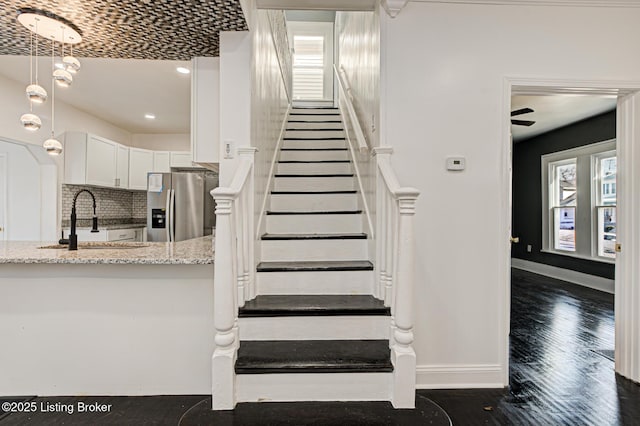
0;0;248;60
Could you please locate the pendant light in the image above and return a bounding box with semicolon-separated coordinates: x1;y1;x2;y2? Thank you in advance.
17;8;82;155
20;31;42;131
43;38;63;156
53;28;73;88
24;22;47;104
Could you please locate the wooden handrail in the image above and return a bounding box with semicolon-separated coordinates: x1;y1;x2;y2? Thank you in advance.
334;65;369;154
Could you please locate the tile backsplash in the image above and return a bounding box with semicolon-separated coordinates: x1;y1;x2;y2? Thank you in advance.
62;185;147;227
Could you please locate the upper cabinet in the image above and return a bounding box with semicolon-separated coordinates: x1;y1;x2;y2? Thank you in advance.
191;57;219;167
65;132;196;191
129;148;154;190
64;132;129;189
153;151;171;173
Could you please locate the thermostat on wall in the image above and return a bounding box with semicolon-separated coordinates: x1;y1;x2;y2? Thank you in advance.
446;157;466;171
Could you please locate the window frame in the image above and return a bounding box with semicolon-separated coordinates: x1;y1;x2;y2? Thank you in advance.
541;139;616;264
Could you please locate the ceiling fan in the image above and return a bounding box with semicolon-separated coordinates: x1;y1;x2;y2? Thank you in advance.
511;107;536;127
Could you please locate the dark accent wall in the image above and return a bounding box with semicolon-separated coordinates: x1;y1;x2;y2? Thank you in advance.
512;110;616;279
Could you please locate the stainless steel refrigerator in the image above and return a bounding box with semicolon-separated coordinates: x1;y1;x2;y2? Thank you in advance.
147;171;217;242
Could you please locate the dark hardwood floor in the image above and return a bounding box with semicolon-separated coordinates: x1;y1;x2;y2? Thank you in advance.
2;268;639;425
422;268;640;426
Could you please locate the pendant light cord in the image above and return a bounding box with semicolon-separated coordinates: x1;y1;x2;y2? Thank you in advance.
34;20;38;85
29;31;33;112
51;38;55;137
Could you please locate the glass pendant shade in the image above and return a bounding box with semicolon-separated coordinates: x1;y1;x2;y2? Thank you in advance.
53;68;73;87
26;84;47;103
20;113;42;131
63;55;81;73
43;138;63;155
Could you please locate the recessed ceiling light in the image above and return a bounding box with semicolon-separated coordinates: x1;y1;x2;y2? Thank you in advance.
145;113;156;120
176;67;190;75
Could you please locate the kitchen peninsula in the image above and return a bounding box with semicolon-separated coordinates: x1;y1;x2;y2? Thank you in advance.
0;236;215;396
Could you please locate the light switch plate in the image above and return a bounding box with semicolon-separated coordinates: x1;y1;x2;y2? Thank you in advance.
446;157;465;171
224;140;234;159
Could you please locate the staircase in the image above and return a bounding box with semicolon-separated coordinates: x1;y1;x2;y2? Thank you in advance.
234;107;392;402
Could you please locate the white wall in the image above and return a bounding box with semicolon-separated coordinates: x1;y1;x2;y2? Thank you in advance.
219;31;253;187
0;139;57;241
0;264;214;395
0;74;131;147
252;9;291;239
336;10;380;242
131;133;190;151
381;2;640;388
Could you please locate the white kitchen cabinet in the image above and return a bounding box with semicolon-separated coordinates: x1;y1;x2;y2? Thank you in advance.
64;132;129;189
116;145;130;189
170;151;193;168
62;227;146;242
129;148;154;190
153;151;171;173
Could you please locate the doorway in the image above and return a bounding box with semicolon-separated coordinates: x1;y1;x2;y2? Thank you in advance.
503;80;640;386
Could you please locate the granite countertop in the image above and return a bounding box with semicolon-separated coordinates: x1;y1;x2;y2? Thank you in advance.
0;236;214;265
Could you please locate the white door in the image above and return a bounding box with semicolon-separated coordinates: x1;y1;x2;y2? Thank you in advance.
0;154;5;240
289;21;334;101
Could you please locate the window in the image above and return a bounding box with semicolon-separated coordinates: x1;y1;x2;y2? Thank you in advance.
541;140;616;263
550;159;577;251
288;21;334;101
595;153;617;259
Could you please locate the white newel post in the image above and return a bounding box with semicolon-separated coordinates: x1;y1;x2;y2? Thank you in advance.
391;188;420;409
211;189;237;410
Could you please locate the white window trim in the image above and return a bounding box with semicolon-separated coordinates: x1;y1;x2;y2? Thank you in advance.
541;139;616;264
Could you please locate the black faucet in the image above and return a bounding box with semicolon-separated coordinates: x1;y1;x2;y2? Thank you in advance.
69;189;99;251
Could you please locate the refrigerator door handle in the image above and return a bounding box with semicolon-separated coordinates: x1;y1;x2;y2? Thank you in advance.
169;189;176;242
165;187;171;242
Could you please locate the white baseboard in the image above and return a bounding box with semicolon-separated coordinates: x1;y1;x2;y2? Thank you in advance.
511;258;614;294
415;364;505;389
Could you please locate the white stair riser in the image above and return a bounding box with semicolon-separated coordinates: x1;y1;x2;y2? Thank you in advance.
256;270;374;295
261;239;367;261
266;214;362;233
280;150;349;161
291;109;340;115
273;177;354;191
282;140;347;149
237;372;392;402
285;130;345;139
270;193;357;211
238;316;390;340
277;162;352;174
288;114;342;122
286;122;343;130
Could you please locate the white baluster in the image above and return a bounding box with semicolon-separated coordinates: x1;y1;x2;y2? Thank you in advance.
235;196;246;308
391;188;420;409
211;189;237;410
238;147;258;300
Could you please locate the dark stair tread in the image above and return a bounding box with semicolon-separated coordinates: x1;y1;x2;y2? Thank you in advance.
288;120;342;123
235;340;392;374
261;233;367;240
271;190;357;195
274;174;354;177
238;295;390;317
266;210;362;215
286;128;344;131
292;107;339;109
257;260;374;272
284;137;346;140
281;148;348;151
278;160;350;164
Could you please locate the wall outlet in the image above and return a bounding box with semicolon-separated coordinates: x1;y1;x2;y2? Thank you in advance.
527;244;532;252
224;140;234;159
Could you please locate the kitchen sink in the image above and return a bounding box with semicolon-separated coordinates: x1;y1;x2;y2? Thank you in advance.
39;242;150;250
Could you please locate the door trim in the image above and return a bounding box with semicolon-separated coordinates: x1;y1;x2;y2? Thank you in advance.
0;153;6;241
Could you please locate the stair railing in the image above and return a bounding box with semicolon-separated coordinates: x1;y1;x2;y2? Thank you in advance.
210;147;256;409
373;147;420;408
334;65;369;154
